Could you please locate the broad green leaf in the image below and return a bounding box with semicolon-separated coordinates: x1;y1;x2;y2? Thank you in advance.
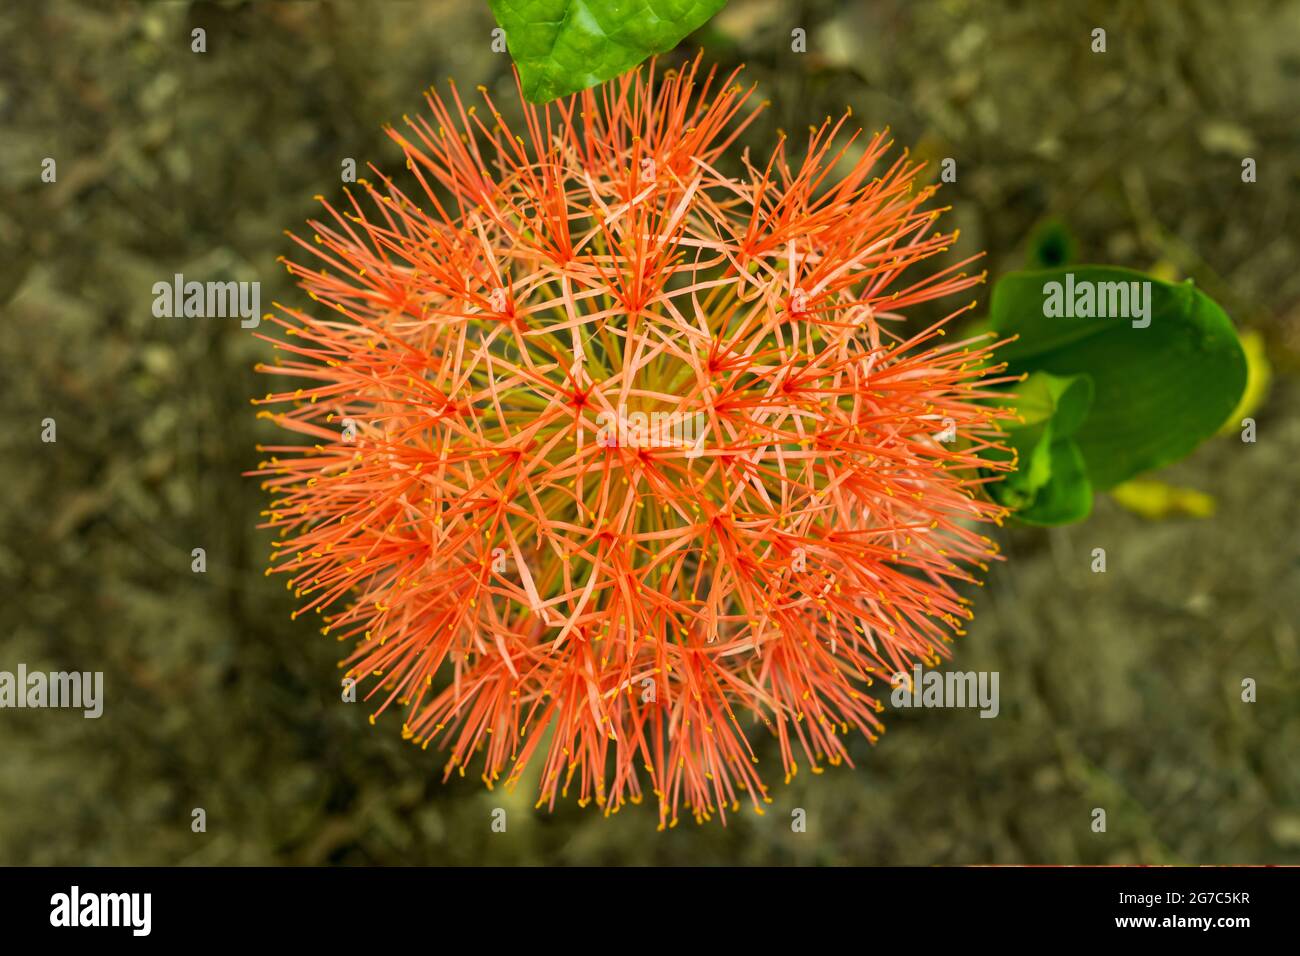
1218;329;1271;435
488;0;728;103
986;371;1094;523
989;266;1246;491
994;417;1052;509
1017;438;1092;525
1009;369;1093;436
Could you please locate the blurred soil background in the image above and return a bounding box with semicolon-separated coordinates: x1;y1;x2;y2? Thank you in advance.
1;0;1297;864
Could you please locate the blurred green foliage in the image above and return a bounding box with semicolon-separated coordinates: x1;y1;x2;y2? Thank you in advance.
1;0;1297;864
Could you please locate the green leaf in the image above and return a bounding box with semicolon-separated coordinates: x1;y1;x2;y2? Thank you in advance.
1024;218;1077;270
986;371;1094;524
488;0;728;103
1001;418;1053;506
1017;438;1092;525
989;266;1246;491
1009;369;1093;436
1217;328;1271;435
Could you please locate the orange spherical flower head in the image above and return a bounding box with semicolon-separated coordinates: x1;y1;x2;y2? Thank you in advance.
253;55;1017;828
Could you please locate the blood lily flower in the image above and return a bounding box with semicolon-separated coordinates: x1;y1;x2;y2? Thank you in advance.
253;56;1015;827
